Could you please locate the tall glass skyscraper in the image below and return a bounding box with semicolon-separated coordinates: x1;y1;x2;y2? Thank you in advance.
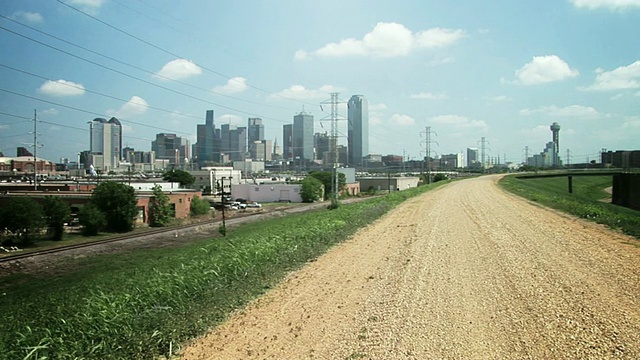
293;111;314;161
347;95;369;166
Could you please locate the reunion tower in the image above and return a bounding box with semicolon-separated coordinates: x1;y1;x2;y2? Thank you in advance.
550;122;561;167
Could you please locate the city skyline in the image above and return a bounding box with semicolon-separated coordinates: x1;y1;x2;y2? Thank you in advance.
1;1;639;165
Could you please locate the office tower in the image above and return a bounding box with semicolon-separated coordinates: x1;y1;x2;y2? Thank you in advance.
247;118;265;144
221;124;247;162
314;132;332;162
293;110;314;161
89;117;122;171
347;95;369;166
151;133;190;165
283;124;293;160
466;147;479;168
195;110;220;164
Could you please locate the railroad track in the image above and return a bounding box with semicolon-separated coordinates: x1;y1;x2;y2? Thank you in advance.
0;201;337;264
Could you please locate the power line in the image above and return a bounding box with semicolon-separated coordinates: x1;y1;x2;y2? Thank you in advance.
56;0;319;106
0;25;296;125
0;14;293;112
0;88;193;136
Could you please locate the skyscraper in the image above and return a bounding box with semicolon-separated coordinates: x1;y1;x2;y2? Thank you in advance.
221;124;247;161
293;111;314;161
152;133;190;165
195;110;219;165
466;147;479;168
347;95;369;166
247;118;264;144
89;117;122;171
283;124;293;160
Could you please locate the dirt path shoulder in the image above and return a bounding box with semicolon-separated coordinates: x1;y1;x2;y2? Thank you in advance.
181;175;640;359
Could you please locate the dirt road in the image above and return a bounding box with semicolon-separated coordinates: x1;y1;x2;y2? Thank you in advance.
181;175;640;359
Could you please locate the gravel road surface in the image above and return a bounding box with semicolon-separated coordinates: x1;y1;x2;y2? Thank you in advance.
181;175;640;359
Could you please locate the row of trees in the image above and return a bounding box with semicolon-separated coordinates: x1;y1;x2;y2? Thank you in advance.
0;180;212;246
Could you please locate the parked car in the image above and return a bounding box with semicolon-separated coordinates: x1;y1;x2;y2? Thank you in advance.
231;201;246;209
246;201;262;208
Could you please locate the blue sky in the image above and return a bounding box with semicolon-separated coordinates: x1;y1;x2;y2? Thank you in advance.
1;0;639;165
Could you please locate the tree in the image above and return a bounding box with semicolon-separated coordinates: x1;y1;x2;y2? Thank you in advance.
42;196;71;241
78;203;107;236
190;196;211;216
433;173;448;182
300;176;324;203
163;169;195;188
149;185;174;227
0;197;45;245
91;181;138;233
308;171;346;200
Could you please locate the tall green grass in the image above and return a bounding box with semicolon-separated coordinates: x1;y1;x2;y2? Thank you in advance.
0;182;442;359
500;175;640;238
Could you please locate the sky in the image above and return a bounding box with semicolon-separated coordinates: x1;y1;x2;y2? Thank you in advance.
0;0;639;165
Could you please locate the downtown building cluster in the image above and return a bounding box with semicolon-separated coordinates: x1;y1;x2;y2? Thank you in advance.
81;95;370;173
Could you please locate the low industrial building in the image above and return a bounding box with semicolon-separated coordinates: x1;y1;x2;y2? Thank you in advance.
357;176;420;192
231;183;303;203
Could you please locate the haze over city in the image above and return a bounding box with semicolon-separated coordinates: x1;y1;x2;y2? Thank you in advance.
1;0;639;165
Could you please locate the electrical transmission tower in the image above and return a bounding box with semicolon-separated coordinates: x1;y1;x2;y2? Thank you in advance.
566;149;571;167
320;93;345;207
420;127;438;183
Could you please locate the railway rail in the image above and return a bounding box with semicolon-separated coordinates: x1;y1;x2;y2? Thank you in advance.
0;200;341;265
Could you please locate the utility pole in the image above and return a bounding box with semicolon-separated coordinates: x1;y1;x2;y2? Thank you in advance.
402;149;406;173
420;127;437;183
566;149;571;167
30;109;43;191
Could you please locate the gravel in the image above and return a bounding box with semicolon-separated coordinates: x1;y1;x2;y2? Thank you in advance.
180;175;640;360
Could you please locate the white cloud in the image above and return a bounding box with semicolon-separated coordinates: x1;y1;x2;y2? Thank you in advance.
581;60;640;91
67;0;105;15
430;114;488;131
213;77;248;94
514;55;579;85
42;108;59;115
389;114;415;126
270;85;343;101
155;59;202;81
410;92;449;100
571;0;640;10
216;114;244;126
107;96;149;118
621;116;640;129
414;28;467;48
296;22;465;60
519;105;601;119
37;79;85;96
12;11;43;23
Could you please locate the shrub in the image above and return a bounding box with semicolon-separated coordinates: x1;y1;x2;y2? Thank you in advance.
78;203;107;236
190;196;211;216
42;196;71;241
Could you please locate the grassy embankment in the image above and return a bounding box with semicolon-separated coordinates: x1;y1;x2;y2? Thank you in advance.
499;174;640;239
0;181;445;360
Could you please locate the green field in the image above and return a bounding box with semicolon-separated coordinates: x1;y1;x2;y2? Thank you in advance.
0;182;445;360
499;174;640;239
